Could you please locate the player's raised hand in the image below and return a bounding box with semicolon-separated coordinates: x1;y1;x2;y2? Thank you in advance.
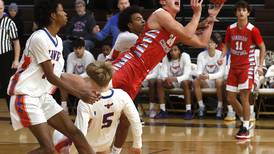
191;0;203;16
208;3;223;18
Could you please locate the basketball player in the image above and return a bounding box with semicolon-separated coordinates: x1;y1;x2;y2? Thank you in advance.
53;62;142;154
218;0;266;139
111;0;223;153
7;0;98;153
107;6;145;61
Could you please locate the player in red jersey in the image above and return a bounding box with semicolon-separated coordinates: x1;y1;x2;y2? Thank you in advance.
110;0;223;153
218;0;265;139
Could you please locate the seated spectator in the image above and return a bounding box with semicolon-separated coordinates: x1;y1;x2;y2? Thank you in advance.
265;65;274;88
63;0;96;59
92;0;130;46
97;44;112;61
61;38;95;112
141;63;161;118
8;3;24;46
193;37;226;119
155;44;192;120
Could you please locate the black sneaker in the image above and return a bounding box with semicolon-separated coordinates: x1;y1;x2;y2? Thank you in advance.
154;109;168;119
236;125;250;139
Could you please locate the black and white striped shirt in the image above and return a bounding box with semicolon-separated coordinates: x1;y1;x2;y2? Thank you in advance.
0;16;18;55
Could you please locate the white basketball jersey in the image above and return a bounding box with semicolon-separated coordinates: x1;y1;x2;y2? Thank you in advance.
75;89;142;148
7;28;64;97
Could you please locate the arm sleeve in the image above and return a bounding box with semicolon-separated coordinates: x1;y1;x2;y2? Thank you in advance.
29;35;51;64
66;54;74;73
177;53;191;82
95;21;111;41
74;101;91;136
196;52;204;75
122;92;142;148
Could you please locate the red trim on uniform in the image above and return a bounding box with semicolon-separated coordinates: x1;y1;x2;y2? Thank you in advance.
55;138;72;152
15;95;31;127
8;56;31;95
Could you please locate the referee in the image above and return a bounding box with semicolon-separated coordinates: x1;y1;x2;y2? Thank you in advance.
0;0;20;110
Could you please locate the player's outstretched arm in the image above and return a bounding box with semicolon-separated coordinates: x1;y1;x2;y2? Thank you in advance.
122;92;142;153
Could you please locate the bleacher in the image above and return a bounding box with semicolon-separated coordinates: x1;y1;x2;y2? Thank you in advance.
5;0;274;117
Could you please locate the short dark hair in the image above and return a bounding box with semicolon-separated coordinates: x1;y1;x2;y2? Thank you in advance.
72;38;85;49
34;0;61;28
118;6;142;32
234;0;251;13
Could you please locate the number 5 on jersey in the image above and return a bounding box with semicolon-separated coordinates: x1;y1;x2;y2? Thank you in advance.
102;112;114;129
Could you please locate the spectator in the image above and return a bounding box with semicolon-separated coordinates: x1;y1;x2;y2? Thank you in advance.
62;38;95;112
155;44;192;120
97;44;111;61
213;32;225;52
193;37;226;119
63;0;96;59
0;0;20;110
92;0;130;46
8;3;24;46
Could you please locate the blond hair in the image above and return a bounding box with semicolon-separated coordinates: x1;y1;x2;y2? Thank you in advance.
86;61;113;87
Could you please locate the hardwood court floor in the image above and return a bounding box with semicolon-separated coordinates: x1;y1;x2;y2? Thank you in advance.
1;100;274;154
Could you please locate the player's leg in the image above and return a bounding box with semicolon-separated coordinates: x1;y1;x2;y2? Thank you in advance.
28;123;57;154
215;79;224;119
181;80;193;120
48;111;94;153
227;91;242;118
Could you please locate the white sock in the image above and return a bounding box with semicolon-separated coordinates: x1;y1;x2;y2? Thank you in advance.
149;102;156;110
186;104;191;111
250;105;254;114
217;101;223;108
160;104;166;111
61;101;67;107
227;105;234;113
240;117;244;122
243;120;250;129
198;100;205;108
111;146;122;154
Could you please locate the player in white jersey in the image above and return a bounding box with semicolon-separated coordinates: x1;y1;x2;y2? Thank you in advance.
193;37;226;119
53;62;142;154
7;0;98;153
107;6;145;61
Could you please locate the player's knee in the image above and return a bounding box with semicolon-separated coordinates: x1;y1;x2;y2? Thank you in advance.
193;79;200;87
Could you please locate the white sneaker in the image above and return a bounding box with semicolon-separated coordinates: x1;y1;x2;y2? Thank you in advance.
224;111;236;121
149;109;157;118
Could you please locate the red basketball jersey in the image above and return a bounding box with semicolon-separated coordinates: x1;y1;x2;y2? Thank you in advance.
225;22;263;69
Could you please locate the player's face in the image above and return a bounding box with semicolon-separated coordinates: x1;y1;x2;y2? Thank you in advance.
161;0;180;13
208;40;217;55
75;3;86;16
0;1;4;16
74;47;85;58
236;7;250;21
118;0;130;12
54;4;68;27
128;13;145;35
170;45;181;59
102;45;111;55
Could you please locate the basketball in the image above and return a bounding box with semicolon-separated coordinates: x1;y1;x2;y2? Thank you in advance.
210;0;226;5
